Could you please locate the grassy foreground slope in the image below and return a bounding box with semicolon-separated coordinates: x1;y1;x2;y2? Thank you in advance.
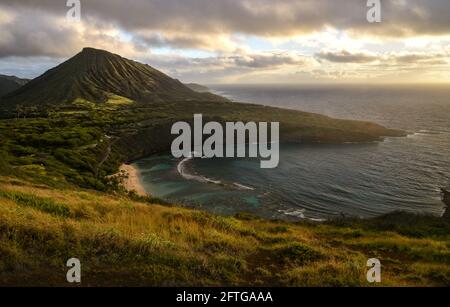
0;177;448;286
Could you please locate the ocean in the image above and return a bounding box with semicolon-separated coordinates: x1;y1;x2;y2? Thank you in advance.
134;84;450;220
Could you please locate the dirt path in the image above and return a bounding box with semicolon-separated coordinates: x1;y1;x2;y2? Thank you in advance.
95;137;118;177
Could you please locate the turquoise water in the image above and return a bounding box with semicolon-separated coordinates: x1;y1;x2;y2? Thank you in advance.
135;84;450;220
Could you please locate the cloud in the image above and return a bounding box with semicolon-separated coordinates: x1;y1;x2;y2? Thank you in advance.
159;51;306;71
390;52;449;64
0;56;62;79
227;51;306;68
316;50;378;63
1;0;450;56
0;1;449;83
316;49;450;66
137;50;309;83
0;5;145;59
0;7;78;58
132;32;239;52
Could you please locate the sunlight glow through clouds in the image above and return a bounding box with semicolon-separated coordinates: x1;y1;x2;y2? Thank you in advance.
0;0;449;83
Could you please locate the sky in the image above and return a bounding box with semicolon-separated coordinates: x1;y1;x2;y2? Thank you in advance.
0;0;450;84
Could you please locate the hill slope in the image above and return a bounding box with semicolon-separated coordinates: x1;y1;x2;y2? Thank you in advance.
0;75;29;97
1;48;225;108
185;83;211;93
0;178;448;286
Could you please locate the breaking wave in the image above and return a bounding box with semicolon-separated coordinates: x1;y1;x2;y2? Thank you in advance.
177;155;254;191
177;156;221;184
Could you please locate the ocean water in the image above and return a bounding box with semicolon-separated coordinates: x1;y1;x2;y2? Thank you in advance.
135;84;450;220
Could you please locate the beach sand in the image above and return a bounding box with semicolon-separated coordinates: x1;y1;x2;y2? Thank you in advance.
120;164;147;197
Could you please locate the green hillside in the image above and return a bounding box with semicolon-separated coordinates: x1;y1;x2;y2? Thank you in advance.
0;178;448;286
0;75;29;97
1;48;226;108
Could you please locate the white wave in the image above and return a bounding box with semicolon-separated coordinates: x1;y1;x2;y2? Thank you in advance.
408;129;442;138
233;182;255;191
177;155;222;185
204;177;222;185
278;208;306;218
278;208;326;222
308;217;327;222
176;155;258;192
407;132;425;138
419;129;440;135
177;156;194;179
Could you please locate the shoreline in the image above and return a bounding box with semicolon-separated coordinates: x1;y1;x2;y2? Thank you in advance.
119;163;147;197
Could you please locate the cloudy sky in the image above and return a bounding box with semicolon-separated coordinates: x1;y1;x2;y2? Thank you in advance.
1;0;450;84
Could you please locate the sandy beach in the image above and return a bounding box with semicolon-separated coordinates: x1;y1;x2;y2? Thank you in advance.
119;164;147;197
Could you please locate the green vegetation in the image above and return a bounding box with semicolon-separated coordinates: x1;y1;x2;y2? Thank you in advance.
0;114;121;190
1;48;227;109
0;178;448;286
0;48;404;194
0;96;405;192
0;48;441;287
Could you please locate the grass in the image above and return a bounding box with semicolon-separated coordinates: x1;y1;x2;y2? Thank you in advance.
0;190;72;218
0;177;448;287
105;94;134;106
0;48;442;287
